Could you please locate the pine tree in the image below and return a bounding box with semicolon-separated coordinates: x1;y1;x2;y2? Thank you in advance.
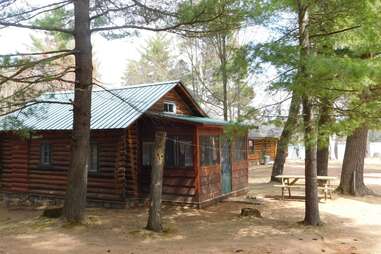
0;0;240;223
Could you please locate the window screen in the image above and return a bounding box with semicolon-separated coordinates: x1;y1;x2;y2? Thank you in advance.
200;136;220;166
88;143;99;173
142;141;154;166
165;138;176;167
40;142;52;166
165;137;193;168
143;136;193;169
233;136;247;161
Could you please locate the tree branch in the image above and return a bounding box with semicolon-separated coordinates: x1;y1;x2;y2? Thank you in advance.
0;21;74;34
310;25;361;38
0;100;72;117
0;49;75;58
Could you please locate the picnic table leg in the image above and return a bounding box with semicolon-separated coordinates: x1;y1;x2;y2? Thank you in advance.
328;180;332;199
281;187;284;200
288;187;291;198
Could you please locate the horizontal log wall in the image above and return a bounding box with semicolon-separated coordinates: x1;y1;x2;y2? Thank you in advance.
0;138;29;193
1;130;126;202
248;138;278;161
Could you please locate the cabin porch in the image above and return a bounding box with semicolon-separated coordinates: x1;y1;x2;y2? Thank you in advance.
134;116;249;207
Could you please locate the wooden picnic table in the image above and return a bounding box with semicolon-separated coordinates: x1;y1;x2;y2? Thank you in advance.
274;175;336;200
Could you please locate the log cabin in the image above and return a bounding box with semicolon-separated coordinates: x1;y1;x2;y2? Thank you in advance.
248;125;282;164
0;81;248;208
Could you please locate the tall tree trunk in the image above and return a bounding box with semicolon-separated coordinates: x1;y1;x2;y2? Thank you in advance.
302;97;320;225
298;2;320;226
221;35;228;121
337;125;372;196
63;0;92;223
317;100;331;176
146;131;167;232
271;93;301;182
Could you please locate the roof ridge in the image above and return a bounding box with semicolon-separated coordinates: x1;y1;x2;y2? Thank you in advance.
42;80;181;96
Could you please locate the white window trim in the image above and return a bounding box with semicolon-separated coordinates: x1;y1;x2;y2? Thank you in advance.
163;101;176;114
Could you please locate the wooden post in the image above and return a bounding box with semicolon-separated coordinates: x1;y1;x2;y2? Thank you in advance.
146;131;166;232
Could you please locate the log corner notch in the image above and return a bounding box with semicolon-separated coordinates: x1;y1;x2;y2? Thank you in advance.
146;131;167;232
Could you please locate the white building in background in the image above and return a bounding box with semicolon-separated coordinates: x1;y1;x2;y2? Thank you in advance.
287;139;381;160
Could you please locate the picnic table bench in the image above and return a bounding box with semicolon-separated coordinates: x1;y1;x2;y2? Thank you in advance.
274;175;336;200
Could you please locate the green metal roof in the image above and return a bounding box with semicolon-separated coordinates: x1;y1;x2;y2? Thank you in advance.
161;113;228;126
0;80;225;131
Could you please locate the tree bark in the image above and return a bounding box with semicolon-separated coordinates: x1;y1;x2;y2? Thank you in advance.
298;1;320;226
302;97;320;226
337;125;372;196
317;101;331;177
146;131;167;232
221;35;228;121
271;93;301;182
63;0;92;223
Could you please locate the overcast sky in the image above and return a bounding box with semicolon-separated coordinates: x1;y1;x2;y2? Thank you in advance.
0;19;287;111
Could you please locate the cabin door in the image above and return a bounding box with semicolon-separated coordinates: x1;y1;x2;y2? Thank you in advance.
221;138;232;194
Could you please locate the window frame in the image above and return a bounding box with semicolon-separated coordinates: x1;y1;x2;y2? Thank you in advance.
40;142;52;167
142;136;194;169
200;135;220;167
142;141;155;167
165;135;194;169
88;143;99;174
163;101;176;114
233;136;247;162
248;140;255;154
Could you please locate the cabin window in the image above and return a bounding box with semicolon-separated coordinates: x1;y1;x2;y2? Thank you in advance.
178;140;193;167
163;102;176;114
248;140;255;153
88;143;99;173
233;136;247;161
165;136;193;168
40;142;52;166
165;138;176;167
142;141;154;166
143;137;193;168
200;136;220;166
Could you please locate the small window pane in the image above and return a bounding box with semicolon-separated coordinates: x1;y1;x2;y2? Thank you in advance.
178;140;193;167
142;142;154;166
248;140;255;153
234;137;247;161
40;143;52;166
200;136;220;166
163;102;176;113
89;143;98;173
165;138;176;167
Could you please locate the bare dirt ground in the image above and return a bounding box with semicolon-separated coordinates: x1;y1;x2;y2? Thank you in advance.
1;159;381;254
